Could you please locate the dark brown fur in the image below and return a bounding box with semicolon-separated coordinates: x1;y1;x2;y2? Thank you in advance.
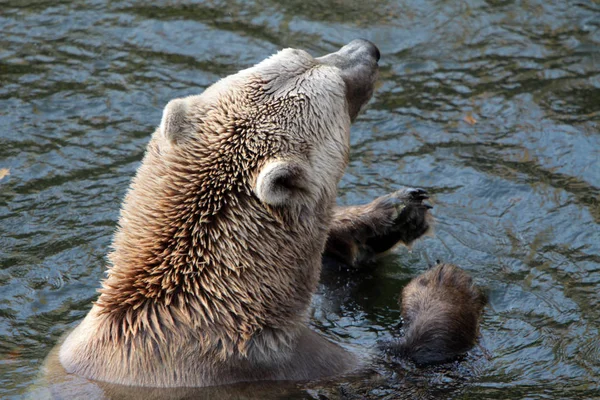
325;188;432;267
390;264;486;365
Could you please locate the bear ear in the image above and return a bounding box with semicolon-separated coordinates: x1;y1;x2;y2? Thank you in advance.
160;98;190;143
255;159;316;207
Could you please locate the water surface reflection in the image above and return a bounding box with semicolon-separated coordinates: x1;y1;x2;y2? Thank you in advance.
1;0;599;398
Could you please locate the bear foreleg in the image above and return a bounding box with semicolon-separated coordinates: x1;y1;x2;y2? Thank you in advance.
324;188;432;268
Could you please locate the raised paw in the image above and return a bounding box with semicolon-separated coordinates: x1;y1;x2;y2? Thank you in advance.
406;187;430;202
366;187;433;254
324;187;434;268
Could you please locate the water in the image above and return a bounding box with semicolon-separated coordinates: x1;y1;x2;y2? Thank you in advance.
1;0;599;398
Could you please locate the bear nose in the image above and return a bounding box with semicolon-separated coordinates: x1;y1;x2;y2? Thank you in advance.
344;39;380;62
372;44;381;62
317;39;380;67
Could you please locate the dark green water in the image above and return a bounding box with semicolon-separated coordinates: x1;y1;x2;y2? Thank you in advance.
1;0;599;399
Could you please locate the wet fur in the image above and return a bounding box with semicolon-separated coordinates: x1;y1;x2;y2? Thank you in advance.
387;264;486;365
325;188;432;267
55;42;432;387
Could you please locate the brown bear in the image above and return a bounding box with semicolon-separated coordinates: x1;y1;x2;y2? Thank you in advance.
55;39;433;388
387;263;487;365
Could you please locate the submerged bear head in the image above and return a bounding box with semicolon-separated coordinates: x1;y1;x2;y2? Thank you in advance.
94;40;379;357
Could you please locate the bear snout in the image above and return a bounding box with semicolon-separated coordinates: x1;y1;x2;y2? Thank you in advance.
339;39;380;63
316;39;380;121
316;39;380;70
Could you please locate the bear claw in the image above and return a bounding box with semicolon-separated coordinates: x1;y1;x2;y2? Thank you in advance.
406;188;429;201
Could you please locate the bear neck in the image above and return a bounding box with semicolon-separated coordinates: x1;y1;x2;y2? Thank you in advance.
92;135;331;356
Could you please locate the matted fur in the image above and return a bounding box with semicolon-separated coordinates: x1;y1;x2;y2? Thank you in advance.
393;263;487;365
58;43;383;387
